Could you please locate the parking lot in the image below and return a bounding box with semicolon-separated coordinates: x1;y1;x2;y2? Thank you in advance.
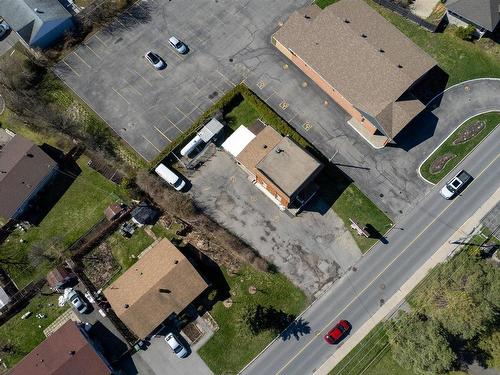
55;0;308;161
188;151;362;295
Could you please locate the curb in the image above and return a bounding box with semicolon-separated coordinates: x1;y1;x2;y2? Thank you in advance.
417;113;500;185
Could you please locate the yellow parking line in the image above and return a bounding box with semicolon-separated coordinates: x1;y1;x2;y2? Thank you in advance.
216;69;236;87
154;126;172;142
111;87;130;104
142;135;161;152
62;60;80;77
128;68;153;87
73;51;92;69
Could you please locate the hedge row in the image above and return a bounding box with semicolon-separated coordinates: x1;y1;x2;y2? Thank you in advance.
149;84;313;169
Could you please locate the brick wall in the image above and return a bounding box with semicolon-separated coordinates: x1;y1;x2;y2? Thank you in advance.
255;173;290;207
273;37;378;135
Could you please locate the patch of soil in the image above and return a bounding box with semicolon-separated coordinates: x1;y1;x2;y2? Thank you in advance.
182;322;203;344
82;242;120;288
430;153;456;174
453;121;485;145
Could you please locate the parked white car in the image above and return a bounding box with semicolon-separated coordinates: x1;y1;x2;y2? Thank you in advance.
68;290;89;314
145;51;165;69
165;332;188;358
168;36;188;54
155;163;186;191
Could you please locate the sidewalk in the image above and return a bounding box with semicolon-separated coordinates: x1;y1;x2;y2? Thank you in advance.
316;187;500;375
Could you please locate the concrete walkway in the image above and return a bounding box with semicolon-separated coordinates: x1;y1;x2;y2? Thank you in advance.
411;0;439;19
316;187;500;375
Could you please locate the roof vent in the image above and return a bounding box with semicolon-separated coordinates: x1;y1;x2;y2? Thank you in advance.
361;33;367;38
69;351;75;356
263;145;268;149
159;288;171;294
344;19;350;23
174;260;179;264
397;64;403;68
34;8;43;13
304;14;311;19
26;153;34;158
379;48;385;53
275;148;284;154
124;304;129;309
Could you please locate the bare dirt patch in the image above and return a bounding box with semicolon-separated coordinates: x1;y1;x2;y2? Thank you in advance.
430;153;456;174
453;120;486;145
82;242;120;288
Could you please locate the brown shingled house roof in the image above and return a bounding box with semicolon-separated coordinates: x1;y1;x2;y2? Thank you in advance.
104;239;208;339
273;0;436;138
0;134;57;219
8;320;112;375
236;123;283;175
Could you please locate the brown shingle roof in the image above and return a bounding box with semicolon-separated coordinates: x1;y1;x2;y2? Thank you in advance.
273;0;436;138
8;321;111;375
257;137;323;198
236;124;283;175
104;239;208;339
0;135;57;219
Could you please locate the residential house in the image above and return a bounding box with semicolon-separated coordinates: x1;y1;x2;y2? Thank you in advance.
46;265;74;291
0;134;58;221
272;0;437;148
130;202;158;227
103;238;208;339
8;320;113;375
224;120;323;211
0;0;73;50
446;0;500;37
104;203;125;222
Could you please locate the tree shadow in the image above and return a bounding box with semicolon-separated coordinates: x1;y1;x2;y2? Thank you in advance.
280;317;311;341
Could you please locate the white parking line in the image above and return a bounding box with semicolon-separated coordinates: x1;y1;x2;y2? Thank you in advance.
112;87;130;104
123;79;143;96
154;126;172;142
142;135;161;152
83;43;102;60
62;60;81;77
216;69;236;87
160;112;183;133
128;68;153;87
73;51;92;69
94;34;108;47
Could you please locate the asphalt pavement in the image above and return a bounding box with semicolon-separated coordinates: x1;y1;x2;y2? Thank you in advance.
242;126;500;375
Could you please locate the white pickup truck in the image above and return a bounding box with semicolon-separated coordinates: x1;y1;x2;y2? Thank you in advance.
440;170;472;199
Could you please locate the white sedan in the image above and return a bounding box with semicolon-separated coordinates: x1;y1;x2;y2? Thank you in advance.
168;36;188;54
145;51;166;69
165;332;188;358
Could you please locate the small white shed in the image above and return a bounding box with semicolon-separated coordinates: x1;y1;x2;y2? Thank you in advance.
222;126;256;157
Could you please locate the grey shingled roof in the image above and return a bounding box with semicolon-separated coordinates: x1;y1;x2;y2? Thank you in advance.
273;0;436;139
447;0;500;32
0;0;71;46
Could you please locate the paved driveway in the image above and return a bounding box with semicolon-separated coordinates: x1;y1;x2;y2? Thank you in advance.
55;0;309;161
189;151;362;295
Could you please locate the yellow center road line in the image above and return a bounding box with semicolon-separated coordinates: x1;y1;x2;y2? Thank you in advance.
73;51;92;69
62;60;80;77
141;135;161;152
111;87;130;105
275;154;499;375
128;68;153;87
154;126;172;142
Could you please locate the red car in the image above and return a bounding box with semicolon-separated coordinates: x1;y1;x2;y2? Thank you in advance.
324;320;351;344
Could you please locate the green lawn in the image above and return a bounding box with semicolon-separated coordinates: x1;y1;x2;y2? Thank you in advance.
366;1;500;87
333;184;392;252
420;112;500;183
330;323;413;375
107;228;154;271
224;98;260;131
0;156;128;288
315;0;339;8
151;221;182;240
0;293;68;368
198;266;307;375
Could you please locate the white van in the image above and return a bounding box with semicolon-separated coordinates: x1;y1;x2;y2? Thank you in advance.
154;164;186;191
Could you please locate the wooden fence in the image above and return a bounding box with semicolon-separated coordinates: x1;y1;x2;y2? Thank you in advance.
373;0;441;32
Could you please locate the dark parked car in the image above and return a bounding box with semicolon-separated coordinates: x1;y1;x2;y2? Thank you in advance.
324;320;351;344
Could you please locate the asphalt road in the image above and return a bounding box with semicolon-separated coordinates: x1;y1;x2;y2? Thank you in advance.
242;126;500;375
